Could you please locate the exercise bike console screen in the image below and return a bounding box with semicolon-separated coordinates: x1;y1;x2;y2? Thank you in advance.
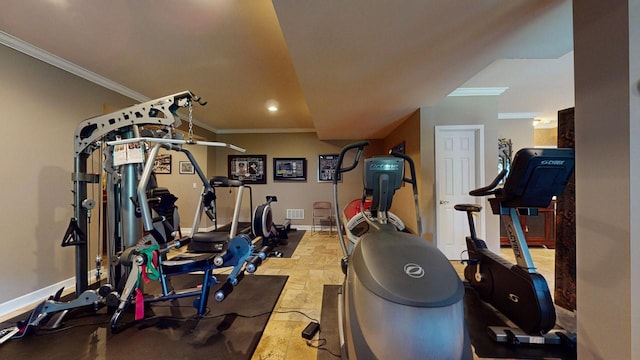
500;148;575;209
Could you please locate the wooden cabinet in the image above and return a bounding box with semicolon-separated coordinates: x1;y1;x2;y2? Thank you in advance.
500;200;556;248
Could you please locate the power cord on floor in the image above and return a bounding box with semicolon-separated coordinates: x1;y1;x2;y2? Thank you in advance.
273;309;319;323
305;338;342;358
273;310;342;358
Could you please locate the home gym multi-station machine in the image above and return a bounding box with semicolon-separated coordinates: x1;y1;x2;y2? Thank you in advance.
1;91;274;342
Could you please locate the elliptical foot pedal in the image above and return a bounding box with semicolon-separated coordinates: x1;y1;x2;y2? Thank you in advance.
489;326;565;345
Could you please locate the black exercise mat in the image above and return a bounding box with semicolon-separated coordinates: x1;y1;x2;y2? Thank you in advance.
464;283;576;359
272;230;305;258
318;284;341;360
0;274;288;360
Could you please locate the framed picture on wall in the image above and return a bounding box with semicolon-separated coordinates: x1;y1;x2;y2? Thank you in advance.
179;161;195;174
153;154;172;174
318;154;341;182
273;158;307;181
228;155;267;184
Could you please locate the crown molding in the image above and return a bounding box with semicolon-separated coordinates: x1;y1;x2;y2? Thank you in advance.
448;87;508;97
0;31;149;102
0;32;226;133
498;112;541;119
215;128;316;135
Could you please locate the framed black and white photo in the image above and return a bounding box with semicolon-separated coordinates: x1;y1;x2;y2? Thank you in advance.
318;154;341;182
273;158;307;181
228;155;267;184
153;154;172;174
179;161;195;174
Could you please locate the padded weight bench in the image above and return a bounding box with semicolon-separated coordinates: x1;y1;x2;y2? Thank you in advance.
188;231;229;253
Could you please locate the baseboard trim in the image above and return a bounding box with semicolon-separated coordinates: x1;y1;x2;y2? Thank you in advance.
0;269;105;322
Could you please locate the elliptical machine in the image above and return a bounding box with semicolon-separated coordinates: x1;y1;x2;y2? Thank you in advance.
333;141;471;359
455;147;575;345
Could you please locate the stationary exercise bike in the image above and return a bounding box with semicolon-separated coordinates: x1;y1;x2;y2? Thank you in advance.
455;147;575;345
334;141;471;359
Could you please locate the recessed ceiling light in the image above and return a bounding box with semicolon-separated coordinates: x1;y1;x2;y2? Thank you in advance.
265;99;279;112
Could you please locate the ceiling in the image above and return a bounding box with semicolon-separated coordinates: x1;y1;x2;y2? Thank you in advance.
0;0;574;139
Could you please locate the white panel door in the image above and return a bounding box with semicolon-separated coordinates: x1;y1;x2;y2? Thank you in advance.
435;125;484;260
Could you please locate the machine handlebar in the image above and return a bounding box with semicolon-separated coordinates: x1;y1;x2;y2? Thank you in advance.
334;141;369;184
469;169;508;196
390;151;417;188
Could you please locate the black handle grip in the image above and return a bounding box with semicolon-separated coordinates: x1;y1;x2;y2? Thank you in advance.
214;282;234;302
214;272;245;302
334;141;369;184
469;169;508;196
390;151;417;187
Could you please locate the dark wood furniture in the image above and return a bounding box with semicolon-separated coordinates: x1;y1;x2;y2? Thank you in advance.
500;199;556;248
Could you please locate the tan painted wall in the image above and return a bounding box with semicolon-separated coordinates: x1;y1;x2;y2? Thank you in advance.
0;45;135;303
498;118;535;151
